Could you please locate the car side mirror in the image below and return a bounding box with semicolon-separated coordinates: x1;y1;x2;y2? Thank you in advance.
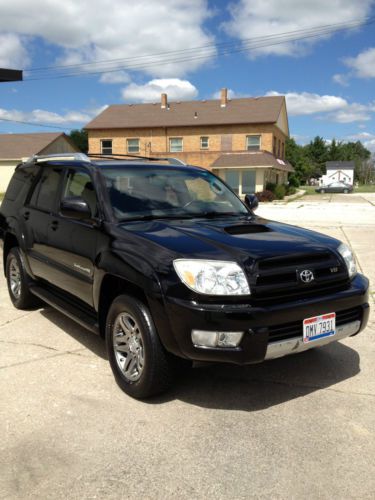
244;194;259;211
60;197;92;220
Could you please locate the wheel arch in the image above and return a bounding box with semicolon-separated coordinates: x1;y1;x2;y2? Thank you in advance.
3;232;19;273
98;274;149;338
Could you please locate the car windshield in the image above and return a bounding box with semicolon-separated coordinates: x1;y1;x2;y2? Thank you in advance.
101;166;248;221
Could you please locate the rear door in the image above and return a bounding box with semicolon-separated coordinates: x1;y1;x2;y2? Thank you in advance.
23;165;64;280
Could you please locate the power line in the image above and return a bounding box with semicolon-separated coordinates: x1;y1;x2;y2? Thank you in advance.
0;117;70;130
24;16;374;81
28;17;369;73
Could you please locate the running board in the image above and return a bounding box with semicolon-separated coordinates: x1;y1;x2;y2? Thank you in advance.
30;285;100;335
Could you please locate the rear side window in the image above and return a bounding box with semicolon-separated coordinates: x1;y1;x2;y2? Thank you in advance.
4;165;38;202
29;167;63;212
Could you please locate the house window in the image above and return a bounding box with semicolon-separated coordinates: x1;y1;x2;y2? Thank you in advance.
246;135;261;151
101;139;112;155
127;138;140;153
200;136;209;149
277;140;281;158
281;142;285;159
273;136;277;155
169;137;183;152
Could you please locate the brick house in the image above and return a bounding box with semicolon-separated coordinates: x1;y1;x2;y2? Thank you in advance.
85;89;293;196
0;132;80;192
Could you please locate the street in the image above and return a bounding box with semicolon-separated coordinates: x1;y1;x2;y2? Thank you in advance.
1;196;374;499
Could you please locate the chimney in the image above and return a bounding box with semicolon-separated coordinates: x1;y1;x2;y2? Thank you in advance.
220;88;228;108
161;93;168;109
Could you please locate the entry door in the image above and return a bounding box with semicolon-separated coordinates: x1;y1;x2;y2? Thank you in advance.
241;170;256;195
226;170;240;195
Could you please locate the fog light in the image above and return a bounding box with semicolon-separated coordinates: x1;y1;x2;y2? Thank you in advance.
192;330;244;348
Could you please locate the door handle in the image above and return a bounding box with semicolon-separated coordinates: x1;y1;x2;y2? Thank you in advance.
23;211;30;221
51;220;59;231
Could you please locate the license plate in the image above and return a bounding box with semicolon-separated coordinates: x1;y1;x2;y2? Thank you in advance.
303;312;336;343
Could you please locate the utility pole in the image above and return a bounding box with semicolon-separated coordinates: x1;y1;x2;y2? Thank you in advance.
0;69;23;82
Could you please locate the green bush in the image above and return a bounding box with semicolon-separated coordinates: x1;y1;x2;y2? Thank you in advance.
265;182;277;193
255;190;276;202
285;184;296;195
288;175;300;188
274;184;286;200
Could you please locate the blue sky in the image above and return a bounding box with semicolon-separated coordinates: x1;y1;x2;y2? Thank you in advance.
0;0;374;151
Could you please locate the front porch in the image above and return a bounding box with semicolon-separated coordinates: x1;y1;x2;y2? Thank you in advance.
211;151;293;197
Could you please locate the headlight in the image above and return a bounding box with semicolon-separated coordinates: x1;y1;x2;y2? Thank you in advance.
337;243;357;278
173;259;250;295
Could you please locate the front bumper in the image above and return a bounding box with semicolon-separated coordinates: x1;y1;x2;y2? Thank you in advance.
164;273;370;364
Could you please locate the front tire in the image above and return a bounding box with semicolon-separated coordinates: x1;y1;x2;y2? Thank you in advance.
106;295;183;398
6;247;38;309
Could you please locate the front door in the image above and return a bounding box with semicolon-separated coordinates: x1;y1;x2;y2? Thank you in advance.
45;168;100;306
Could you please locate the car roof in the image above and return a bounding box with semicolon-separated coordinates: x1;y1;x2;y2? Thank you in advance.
18;153;206;173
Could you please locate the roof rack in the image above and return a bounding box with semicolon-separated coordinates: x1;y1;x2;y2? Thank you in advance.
20;152;186;167
22;153;91;166
87;153;186;166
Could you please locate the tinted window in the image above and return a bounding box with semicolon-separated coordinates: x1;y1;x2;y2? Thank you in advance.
30;167;63;212
102;167;247;220
62;169;98;217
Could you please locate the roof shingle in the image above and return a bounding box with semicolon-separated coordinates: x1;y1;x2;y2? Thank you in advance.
85;96;285;130
0;132;66;160
211;151;294;172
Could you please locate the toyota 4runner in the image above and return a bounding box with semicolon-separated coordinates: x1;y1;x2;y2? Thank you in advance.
0;154;370;398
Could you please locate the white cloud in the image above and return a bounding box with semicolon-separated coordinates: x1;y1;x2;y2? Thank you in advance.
99;72;130;84
332;73;350;86
266;91;347;115
268;90;375;123
223;0;373;58
345;47;375;78
0;105;107;126
121;79;198;102
327;103;372;123
0;33;29;68
347;132;375;152
0;0;214;78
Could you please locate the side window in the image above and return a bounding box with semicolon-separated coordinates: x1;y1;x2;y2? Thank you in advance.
62;169;98;218
29;167;63;212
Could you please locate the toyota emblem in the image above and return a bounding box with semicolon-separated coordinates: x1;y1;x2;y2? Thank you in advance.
299;269;314;283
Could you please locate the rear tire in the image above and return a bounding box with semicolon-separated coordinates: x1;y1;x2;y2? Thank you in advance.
106;295;188;398
343;189;348;194
6;247;38;309
320;189;325;194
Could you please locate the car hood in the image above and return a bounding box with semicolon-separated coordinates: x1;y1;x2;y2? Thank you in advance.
114;215;341;268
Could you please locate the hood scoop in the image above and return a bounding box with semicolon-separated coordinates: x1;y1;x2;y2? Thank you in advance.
224;224;271;235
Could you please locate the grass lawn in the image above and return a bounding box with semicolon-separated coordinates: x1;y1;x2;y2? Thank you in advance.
354;184;375;193
300;185;319;195
300;185;375;196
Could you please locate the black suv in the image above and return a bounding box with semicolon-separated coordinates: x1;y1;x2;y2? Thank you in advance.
0;154;369;398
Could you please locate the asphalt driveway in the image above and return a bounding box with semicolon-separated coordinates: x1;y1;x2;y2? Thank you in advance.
1;197;374;499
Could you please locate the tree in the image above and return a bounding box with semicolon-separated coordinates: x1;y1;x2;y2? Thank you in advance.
285;137;314;184
328;139;343;161
69;129;88;153
305;136;329;176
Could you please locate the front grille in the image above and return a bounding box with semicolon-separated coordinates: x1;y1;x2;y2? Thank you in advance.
251;251;350;304
268;306;363;343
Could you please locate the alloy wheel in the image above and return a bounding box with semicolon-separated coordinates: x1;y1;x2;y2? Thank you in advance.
112;312;145;382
